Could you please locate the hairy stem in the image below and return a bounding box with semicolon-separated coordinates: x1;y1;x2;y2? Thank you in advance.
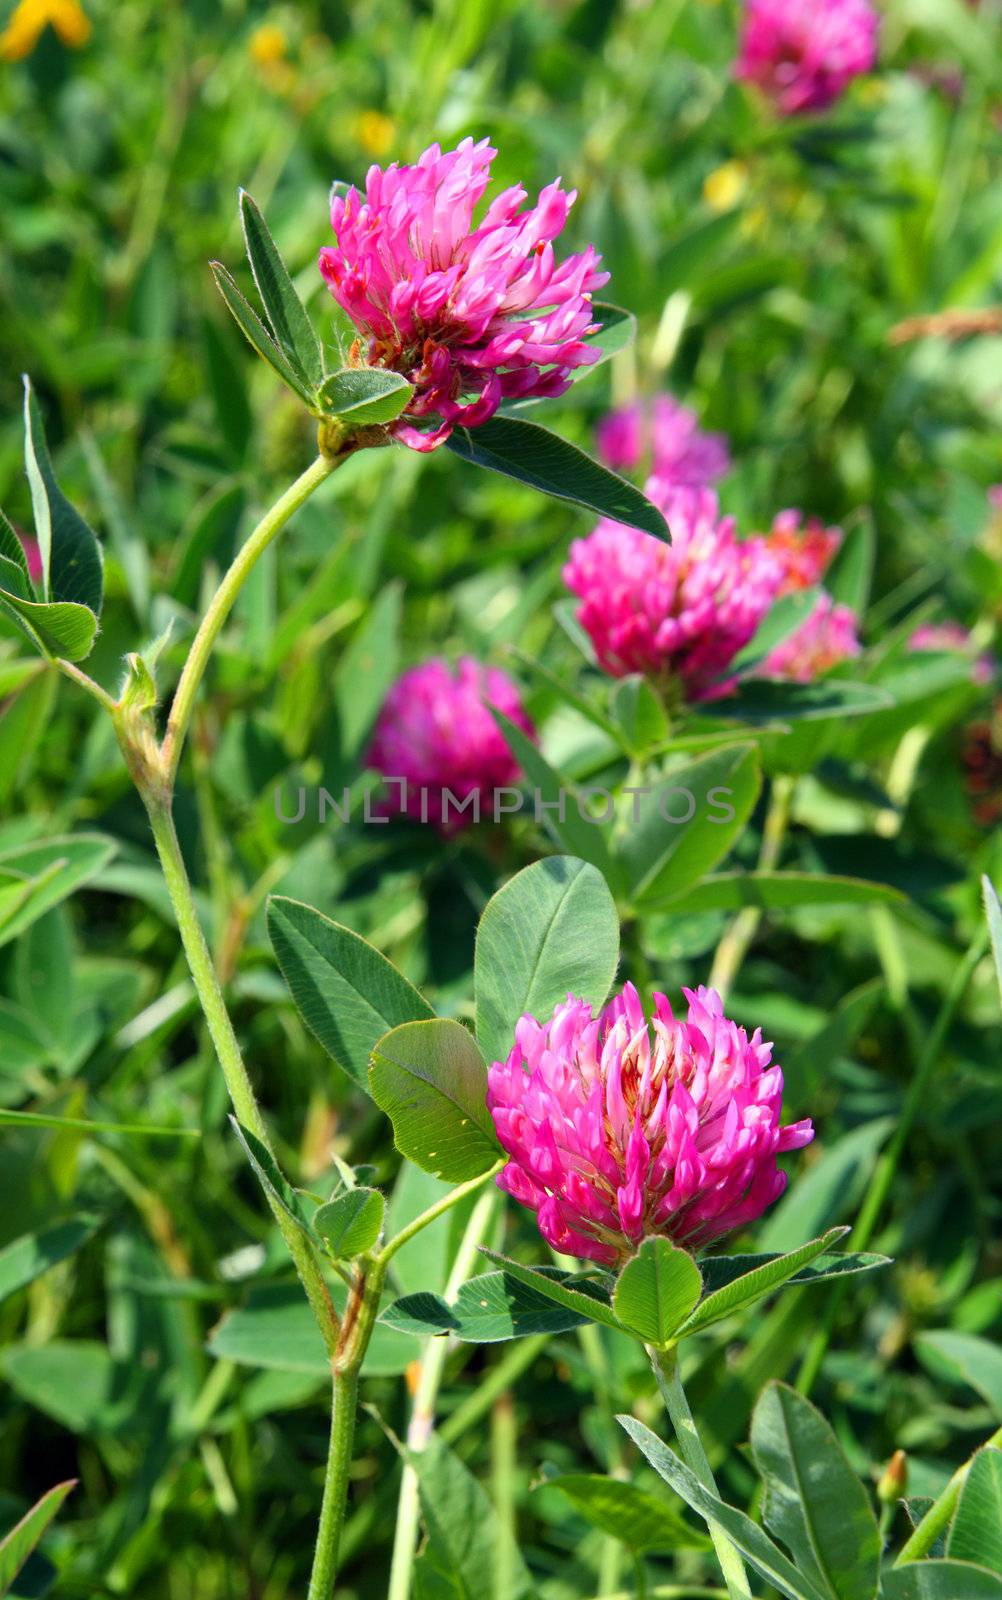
308;1259;386;1598
55;657;119;714
141;795;338;1354
162;452;335;783
648;1349;752;1600
308;1367;360;1600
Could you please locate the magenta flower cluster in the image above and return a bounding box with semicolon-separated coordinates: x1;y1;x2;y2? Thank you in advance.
365;656;534;831
762;509;842;594
596;394;730;490
319;138;608;451
909;623;994;687
759;510;861;681
735;0;879;116
564;486;783;700
487;982;813;1265
763;592;862;681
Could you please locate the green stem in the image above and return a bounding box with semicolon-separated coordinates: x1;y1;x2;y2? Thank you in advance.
377;1159;504;1267
55;657;118;714
387;1188;499;1600
708;775;794;1002
895;1424;1002;1565
491;1393;518;1600
796;922;989;1396
308;1259;386;1598
141;794;338;1355
308;1368;360;1600
162;452;335;783
648;1350;752;1600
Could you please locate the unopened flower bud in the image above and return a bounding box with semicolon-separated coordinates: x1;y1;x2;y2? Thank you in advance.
877;1449;907;1504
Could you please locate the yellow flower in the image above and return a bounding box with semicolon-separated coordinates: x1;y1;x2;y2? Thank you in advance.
355;109;395;158
703;160;749;214
0;0;90;61
249;22;286;68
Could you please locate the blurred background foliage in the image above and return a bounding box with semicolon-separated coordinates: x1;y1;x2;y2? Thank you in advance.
1;0;1001;1595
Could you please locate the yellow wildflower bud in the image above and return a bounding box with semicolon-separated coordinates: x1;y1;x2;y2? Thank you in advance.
249;23;287;67
703;160;749;213
356;110;396;158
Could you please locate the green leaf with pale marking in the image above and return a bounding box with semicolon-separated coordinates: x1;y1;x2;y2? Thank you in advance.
313;1188;384;1259
267;896;433;1091
697;1248;889;1302
317;367;412;425
0;588;99;662
612;1239;702;1347
379;1269;597;1342
445;415;669;538
474;856;620;1071
239;190;323;388
369;1018;499;1182
949;1450;1002;1576
679;1229;854;1335
722;679;892;724
750;1382;881;1600
22;377;104;613
0;1478;76;1595
478;1250;623;1334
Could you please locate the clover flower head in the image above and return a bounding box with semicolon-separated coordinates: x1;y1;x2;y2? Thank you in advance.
563;486;782;700
487;982;814;1265
319;138;609;452
909;623;994;687
735;0;878;116
365;656;534;832
597;394;730;489
764;509;842;595
761;592;862;681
